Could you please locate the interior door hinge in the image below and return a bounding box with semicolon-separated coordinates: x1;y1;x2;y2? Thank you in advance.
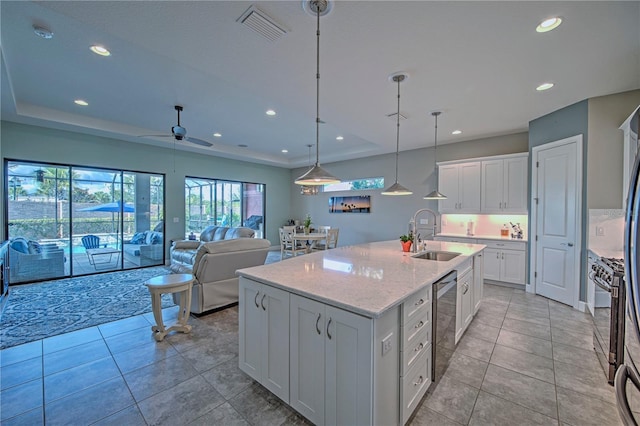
535;235;538;241
534;198;539;204
536;161;539;167
534;271;537;278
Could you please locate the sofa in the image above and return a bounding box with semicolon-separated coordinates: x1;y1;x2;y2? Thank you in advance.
123;230;164;267
9;237;65;283
170;225;270;314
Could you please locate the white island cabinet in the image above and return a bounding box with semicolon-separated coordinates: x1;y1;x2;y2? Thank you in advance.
237;240;485;426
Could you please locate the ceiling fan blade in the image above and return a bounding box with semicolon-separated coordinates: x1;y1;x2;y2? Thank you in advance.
185;137;213;147
138;134;173;138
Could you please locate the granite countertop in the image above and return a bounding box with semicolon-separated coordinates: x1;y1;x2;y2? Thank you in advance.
237;240;485;319
436;233;528;242
589;247;624;260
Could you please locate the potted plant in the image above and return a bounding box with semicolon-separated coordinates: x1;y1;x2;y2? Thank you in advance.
399;232;414;252
303;214;312;235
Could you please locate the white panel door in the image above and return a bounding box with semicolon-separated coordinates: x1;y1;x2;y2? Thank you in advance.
290;295;325;425
325;305;373;426
503;156;528;212
438;165;460;212
534;140;578;305
458;162;481;212
481;159;504;212
239;278;263;383
262;285;290;403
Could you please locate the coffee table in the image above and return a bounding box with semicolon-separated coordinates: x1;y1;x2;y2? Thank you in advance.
85;247;120;270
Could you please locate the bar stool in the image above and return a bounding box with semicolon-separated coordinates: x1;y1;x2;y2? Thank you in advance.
144;273;194;341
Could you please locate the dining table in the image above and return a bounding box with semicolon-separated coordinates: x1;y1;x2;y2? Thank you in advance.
291;232;327;253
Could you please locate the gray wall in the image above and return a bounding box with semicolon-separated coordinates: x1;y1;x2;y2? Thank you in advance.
289;133;529;247
1;121;292;252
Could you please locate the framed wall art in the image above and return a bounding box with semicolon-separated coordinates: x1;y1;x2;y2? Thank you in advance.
329;195;371;213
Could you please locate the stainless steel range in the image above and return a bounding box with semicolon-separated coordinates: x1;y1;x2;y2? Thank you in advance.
590;256;626;384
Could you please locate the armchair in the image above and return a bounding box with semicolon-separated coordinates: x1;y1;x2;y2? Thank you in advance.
9;238;65;283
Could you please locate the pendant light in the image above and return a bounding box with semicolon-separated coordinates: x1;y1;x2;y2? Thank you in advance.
424;111;447;199
382;73;412;196
301;144;320;195
295;0;340;186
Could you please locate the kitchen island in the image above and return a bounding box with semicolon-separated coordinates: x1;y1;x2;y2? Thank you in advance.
237;239;485;426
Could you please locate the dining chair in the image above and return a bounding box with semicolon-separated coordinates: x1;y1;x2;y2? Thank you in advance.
279;227;307;260
313;228;339;251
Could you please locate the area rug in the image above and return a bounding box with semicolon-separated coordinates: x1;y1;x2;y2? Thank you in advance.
0;266;173;349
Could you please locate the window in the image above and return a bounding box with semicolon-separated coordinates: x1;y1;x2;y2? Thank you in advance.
322;177;384;192
185;177;265;238
6;160;165;283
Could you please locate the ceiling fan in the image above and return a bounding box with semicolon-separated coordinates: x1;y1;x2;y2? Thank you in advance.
140;105;213;147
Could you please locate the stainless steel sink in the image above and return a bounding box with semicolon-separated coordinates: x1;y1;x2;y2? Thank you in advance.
412;251;461;262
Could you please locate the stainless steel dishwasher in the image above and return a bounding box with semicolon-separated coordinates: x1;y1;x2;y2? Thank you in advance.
432;270;457;384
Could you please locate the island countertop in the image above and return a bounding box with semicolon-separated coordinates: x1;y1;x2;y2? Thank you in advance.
237;240;485;318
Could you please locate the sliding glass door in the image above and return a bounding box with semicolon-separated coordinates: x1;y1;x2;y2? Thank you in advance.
5;160;164;283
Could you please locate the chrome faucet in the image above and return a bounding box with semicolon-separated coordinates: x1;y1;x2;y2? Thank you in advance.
411;208;438;253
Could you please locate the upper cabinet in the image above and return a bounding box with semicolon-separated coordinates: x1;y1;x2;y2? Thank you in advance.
481;155;528;213
438;162;481;213
438;153;528;214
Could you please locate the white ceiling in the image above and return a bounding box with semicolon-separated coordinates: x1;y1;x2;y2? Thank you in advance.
1;1;639;168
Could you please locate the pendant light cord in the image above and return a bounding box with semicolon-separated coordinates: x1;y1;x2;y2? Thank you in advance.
395;77;401;183
315;3;321;167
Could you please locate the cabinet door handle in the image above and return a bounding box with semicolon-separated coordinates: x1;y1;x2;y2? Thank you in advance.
496;243;505;246
261;294;266;310
315;313;322;335
327;317;333;340
462;283;469;295
503;202;507;209
415;321;424;329
415;298;425;306
254;292;260;308
414;376;424;386
496;252;500;259
502;253;504;260
414;342;424;352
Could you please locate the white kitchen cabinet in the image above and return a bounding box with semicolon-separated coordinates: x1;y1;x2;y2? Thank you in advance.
473;252;484;314
478;240;526;285
290;294;373;426
455;263;473;342
438;162;481;213
239;278;290;403
481;155;528;213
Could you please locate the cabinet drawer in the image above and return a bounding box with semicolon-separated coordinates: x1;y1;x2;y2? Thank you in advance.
402;325;430;375
456;258;473;276
476;239;526;251
402;288;430;325
401;347;432;424
403;309;430;352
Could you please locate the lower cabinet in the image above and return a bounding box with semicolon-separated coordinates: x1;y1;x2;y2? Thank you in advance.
290;294;373;426
456;265;474;342
238;278;290;402
473;252;484;314
479;240;526;285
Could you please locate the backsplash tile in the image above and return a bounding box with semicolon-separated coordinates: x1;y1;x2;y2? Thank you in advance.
588;209;624;252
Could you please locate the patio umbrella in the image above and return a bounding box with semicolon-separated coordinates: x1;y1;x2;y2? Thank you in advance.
79;201;135;238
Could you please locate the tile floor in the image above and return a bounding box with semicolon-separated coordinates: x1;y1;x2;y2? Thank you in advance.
0;283;634;425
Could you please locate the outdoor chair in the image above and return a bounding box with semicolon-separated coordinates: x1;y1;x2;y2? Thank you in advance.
81;235;105;250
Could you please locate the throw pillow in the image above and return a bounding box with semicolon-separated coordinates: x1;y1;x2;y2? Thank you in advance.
150;232;163;245
153;221;164;232
130;232;146;244
10;238;29;254
28;241;42;254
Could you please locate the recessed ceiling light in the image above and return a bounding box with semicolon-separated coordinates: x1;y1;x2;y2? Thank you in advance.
74;99;89;106
536;17;562;33
238;144;248;148
452;130;462;135
33;25;53;39
266;109;277;116
281;149;288;153
90;45;111;56
536;82;555;91
336;136;344;141
213;133;222;137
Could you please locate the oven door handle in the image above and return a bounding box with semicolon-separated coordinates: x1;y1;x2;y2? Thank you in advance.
615;364;640;426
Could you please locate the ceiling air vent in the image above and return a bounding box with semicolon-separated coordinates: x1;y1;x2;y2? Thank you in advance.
237;5;287;42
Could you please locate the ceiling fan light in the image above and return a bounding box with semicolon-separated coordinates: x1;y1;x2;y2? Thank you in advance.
424;190;447;200
295;164;340;185
382;182;413;196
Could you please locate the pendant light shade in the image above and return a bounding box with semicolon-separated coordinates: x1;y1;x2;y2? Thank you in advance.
424;111;447;200
382;72;413;196
295;0;340;186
